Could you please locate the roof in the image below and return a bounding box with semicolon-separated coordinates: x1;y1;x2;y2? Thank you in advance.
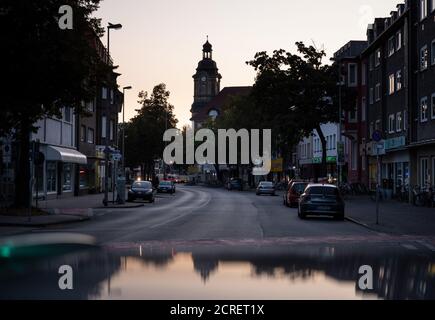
192;86;252;122
203;40;212;52
307;183;338;188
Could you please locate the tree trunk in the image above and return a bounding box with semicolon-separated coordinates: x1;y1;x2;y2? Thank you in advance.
315;125;327;181
14;121;31;208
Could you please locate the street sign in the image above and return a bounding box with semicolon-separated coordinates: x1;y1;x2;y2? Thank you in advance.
372;130;382;142
375;141;386;156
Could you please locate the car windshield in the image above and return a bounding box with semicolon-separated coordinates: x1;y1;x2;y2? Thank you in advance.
133;181;152;189
307;186;339;196
260;182;273;187
292;183;308;193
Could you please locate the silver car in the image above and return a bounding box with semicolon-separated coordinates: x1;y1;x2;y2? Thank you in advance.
256;181;276;196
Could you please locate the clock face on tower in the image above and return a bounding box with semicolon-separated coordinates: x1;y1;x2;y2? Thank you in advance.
201;76;206;82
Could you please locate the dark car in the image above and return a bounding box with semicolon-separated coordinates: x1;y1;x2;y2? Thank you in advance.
256;181;276;196
227;178;243;191
127;181;155;203
284;181;309;207
157;181;176;194
298;184;345;220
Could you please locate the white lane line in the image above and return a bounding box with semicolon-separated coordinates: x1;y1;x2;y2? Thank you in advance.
148;190;212;229
401;244;418;251
416;240;435;252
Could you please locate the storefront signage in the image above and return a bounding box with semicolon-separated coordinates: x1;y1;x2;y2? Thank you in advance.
384;136;406;151
313;156;337;164
270;158;283;173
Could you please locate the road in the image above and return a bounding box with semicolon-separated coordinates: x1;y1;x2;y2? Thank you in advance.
28;184;379;245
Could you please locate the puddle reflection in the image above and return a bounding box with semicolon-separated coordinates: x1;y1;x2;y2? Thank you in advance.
1;244;434;300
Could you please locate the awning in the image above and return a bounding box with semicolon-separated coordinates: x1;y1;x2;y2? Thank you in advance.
46;146;87;165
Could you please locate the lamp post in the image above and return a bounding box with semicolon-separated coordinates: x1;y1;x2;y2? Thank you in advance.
103;22;122;207
122;86;132;176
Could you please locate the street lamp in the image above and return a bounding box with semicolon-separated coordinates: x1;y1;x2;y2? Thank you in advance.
122;86;132;175
103;22;122;207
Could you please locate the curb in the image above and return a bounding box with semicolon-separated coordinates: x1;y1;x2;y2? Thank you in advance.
0;216;91;228
92;203;145;209
345;216;374;230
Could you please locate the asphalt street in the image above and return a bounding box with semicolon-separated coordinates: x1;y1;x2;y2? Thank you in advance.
25;185;380;244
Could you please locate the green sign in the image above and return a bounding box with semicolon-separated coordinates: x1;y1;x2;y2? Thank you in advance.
313;156;337;164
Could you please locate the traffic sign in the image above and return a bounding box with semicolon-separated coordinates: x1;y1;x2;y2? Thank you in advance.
372;130;382;142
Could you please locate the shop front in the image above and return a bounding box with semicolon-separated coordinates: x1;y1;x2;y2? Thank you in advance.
34;145;87;200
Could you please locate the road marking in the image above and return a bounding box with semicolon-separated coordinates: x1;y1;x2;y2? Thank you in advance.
416;240;435;252
401;244;418;251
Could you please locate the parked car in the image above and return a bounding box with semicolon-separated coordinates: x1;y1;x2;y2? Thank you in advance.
298;184;345;220
157;181;176;194
284;181;309;207
256;181;276;196
227;178;243;191
127;181;155;203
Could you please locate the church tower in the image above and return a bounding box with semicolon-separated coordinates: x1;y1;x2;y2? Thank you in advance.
190;39;222;124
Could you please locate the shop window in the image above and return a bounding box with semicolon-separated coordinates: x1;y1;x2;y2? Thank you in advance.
420;157;429;187
63;163;72;192
46;161;57;193
79;166;88;189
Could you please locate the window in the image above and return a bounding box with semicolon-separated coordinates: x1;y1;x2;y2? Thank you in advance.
349;104;357;123
431;40;435;65
404;110;408;131
431;93;435;119
396;31;402;51
375;120;381;131
389;74;395;95
361;97;367;122
396;112;402;132
369;88;374;104
64;106;72;123
46;162;57;193
421;0;428;21
369;122;374;138
388;36;395;57
109;120;114;140
361;63;366;85
348;63;357;87
432;0;435;12
375;83;381;101
110;89;114;105
396;70;403;91
420;158;429;187
86;101;94;113
87;128;94;144
63;164;72;192
421;97;429;122
80;125;86;142
102;87;108;100
375;49;381;67
369;54;374;70
101;116;107;138
333;134;336;150
421;45;428;71
389;114;395;133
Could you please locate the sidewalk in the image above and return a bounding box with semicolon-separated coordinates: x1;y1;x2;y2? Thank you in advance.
345;196;435;236
0;192;143;228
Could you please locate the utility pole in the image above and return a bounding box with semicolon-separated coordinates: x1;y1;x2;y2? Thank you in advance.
103;22;122;207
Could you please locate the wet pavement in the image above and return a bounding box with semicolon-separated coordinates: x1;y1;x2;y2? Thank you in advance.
1;185;435;300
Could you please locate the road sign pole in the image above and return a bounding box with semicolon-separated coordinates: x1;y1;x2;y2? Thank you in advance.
376;153;380;225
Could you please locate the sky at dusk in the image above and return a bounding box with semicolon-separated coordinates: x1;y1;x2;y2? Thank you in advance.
97;0;402;128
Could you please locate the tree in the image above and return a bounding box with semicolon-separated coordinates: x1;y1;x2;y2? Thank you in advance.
124;84;178;178
247;42;353;179
0;0;106;207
